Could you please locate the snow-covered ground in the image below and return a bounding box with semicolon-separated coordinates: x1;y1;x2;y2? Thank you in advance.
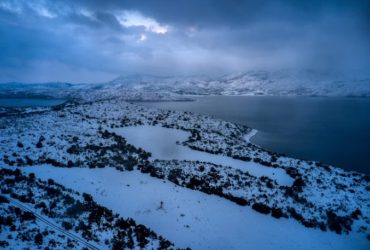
20;165;369;250
1;97;369;249
113;125;292;186
0;166;172;249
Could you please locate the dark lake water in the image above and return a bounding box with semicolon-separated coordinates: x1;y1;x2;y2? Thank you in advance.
0;98;66;107
139;96;370;175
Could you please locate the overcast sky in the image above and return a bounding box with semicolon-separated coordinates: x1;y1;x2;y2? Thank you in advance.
0;0;369;83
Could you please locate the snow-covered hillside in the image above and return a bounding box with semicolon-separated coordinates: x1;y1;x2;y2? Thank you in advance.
106;71;370;97
0;98;369;249
1;70;370;100
1;71;369;249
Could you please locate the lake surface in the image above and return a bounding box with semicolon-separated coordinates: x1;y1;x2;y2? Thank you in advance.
0;98;66;107
139;96;370;175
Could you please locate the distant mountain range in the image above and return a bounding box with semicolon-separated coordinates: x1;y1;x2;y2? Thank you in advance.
1;70;370;100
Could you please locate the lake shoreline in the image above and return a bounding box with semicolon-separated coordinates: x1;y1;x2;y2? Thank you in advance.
139;96;370;175
244;129;258;143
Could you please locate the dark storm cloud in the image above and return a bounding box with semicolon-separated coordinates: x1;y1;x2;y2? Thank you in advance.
0;0;369;82
68;0;370;28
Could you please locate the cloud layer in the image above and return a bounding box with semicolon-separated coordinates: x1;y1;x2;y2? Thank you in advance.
0;0;369;82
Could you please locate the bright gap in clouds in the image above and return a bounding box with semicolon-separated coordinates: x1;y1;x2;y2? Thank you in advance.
116;11;169;34
139;34;147;42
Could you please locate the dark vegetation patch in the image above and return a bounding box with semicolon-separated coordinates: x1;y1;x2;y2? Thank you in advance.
0;168;175;249
252;203;271;214
139;159;364;236
1;99;368;242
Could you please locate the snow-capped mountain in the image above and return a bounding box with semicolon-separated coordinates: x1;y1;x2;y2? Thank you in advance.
107;70;370;97
1;70;370;99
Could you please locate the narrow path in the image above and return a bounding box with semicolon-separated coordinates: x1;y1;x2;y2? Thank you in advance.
6;196;101;250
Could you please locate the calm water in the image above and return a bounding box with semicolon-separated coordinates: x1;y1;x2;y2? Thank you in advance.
139;96;370;175
0;98;66;107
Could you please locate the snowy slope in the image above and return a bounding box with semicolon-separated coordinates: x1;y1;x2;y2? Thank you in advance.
1;70;370;100
106;71;370;97
21;165;369;250
1;98;369;249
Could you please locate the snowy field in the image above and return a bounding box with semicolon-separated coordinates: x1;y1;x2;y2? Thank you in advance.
20;165;368;250
113;126;292;186
1;98;368;249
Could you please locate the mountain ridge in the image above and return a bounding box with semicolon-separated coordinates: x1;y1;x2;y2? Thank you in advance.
1;70;370;98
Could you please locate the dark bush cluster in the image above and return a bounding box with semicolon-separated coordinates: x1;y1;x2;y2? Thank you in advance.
36;135;45;148
0;167;175;249
252;203;271;214
326;210;353;234
64;129;151;171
